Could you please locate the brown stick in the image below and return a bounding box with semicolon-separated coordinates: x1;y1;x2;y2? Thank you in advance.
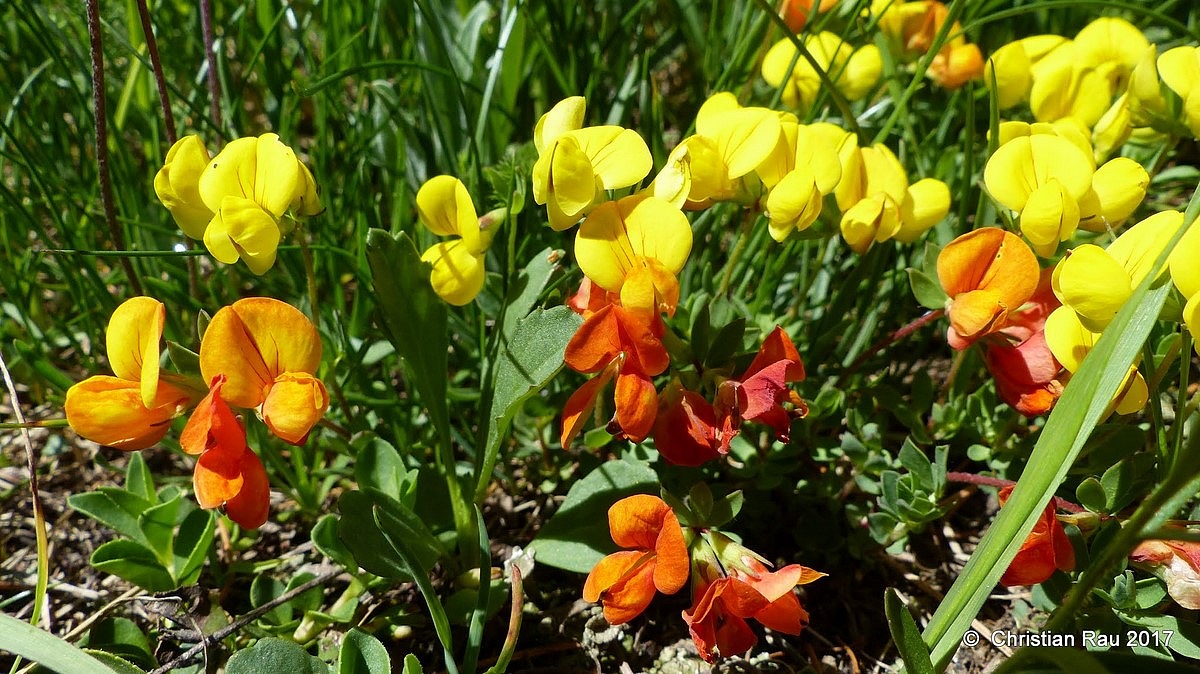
199;0;222;128
86;0;144;295
134;0;176;144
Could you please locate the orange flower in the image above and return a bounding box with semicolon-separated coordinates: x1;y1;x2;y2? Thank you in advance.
983;269;1064;416
199;298;329;445
714;326;807;451
938;228;1040;350
583;494;690;625
778;0;837;32
180;375;270;529
1131;536;1200;609
652;382;721;467
684;557;824;662
998;485;1075;586
561;303;670;445
65;297;196;450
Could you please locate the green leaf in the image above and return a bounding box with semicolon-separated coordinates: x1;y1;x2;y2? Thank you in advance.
366;229;450;452
172;508;215;586
68;489;153;544
898;438;934;490
402;653;424;674
368;488;446;573
885;589;933;674
529;460;659;573
81;618;156;670
704;317;747;368
338;628;391;674
91;540;175;592
353;436;416;501
476;305;581;501
82;650;145;674
138;494;181;566
165;340;201;378
312;514;358;571
0;611;128;673
498;246;563;343
707;490;744;529
337;491;412;579
124;452;155;504
1076;477;1108;513
991;647;1200;673
225;637;329;674
251;576;292;626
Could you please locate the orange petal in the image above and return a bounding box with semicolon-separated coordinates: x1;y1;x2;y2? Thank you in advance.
193;443;248;509
564;305;624;373
261;372;330;445
200;298;322;408
65;375;191;450
614;371;658;443
582;550;657;625
560;359;619;448
742;326;805;382
180;375;245;456
608;494;674;551
947;288;1007;344
652;508;690;595
938;228;1039;309
222;448;270;529
753;592;810;635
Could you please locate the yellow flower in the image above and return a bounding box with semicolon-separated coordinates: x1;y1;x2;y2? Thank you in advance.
1051;210;1182;332
762;33;881;111
1157;46;1200;138
194;133;321;274
832;138;949;252
983;134;1094;256
985;35;1069;110
574;195;692;317
651;93;782;210
65;297;196;450
415;175;495;306
1072;17;1150;91
532;97;653;231
761;119;842;240
1170;218;1200;301
154;135;213;239
1044;306;1147;415
1028;42;1112;126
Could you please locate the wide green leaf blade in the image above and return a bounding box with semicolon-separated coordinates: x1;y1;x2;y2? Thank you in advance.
0;612;127;673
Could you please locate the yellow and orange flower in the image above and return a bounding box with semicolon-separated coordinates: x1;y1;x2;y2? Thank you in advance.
199;297;329;445
937;228;1041;350
583;494;690;625
65;297;197;450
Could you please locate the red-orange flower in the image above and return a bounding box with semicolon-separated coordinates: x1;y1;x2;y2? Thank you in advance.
561;304;670;445
652;382;721;467
938;228;1040;350
983;269;1064;416
684;557;824;662
583;494;690;625
1131;536;1200;609
714;326;807;451
180;375;270;529
998;485;1075;586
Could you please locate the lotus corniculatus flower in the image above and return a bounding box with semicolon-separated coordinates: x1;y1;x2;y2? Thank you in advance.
998;486;1075;587
416;175;496;305
937;228;1040;350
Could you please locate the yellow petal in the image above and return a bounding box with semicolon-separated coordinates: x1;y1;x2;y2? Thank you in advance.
1157;46;1200;102
707;108;782;181
896;178;950;243
1170;218;1200;300
65;375;191;450
1185;293;1200;354
416;175;478;241
1113;367;1148;415
262;372;330;444
106;296;165;408
1082;156;1147;232
575;127;653;190
575;196;691;295
548;136;600;224
204;197;282;275
253;133;302;217
861;144;908;203
839;43;883;101
986;40;1036;110
1073;17;1149;79
198;137;258;212
154;135;213;239
421;240;486;306
200;297;322;408
534;96;586;153
695;92;743;138
1129;46;1168;125
1020;178;1080;257
293;162;322;217
1051;244;1132;332
840;194;900;254
766;168;823;238
755;112;799;189
984;135;1094;213
649;143;693;209
1107;210;1184;288
1044;305;1096;372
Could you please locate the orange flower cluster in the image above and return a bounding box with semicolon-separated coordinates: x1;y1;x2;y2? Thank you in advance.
584;494;824;663
65;297;328;528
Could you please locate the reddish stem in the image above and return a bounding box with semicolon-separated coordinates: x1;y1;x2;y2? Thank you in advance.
200;0;222;128
946;471;1086;514
134;0;176;144
840;309;945;383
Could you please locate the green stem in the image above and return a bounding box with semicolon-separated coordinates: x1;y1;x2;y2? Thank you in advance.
716;208;756;296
